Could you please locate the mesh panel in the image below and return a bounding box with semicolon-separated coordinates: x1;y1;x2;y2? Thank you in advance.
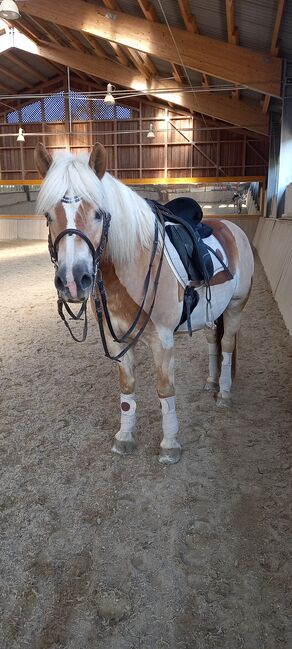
70;92;91;121
44;92;65;122
6;110;20;124
92;100;115;120
115;105;132;119
5;92;133;124
92;99;132;120
21;101;42;123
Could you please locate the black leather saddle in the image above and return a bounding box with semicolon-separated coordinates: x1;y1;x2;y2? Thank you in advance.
147;197;214;283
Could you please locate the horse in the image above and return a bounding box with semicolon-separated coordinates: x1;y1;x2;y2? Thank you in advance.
35;142;254;465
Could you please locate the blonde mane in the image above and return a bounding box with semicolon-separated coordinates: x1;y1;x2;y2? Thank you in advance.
36;151;155;264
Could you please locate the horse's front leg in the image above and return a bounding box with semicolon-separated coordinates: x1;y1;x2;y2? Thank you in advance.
150;332;181;465
111;347;137;456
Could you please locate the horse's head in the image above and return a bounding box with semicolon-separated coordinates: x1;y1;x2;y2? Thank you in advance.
35;142;107;302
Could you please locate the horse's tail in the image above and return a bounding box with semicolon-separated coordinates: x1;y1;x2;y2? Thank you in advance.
216;314;237;379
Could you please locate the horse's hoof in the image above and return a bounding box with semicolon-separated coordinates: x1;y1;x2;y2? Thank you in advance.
216;394;232;409
158;447;182;465
204;380;219;393
111;439;135;456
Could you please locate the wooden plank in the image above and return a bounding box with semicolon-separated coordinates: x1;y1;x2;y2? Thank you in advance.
138;0;182;83
178;0;208;85
20;0;282;96
225;0;240;98
16;38;268;134
0;176;266;186
263;0;286;113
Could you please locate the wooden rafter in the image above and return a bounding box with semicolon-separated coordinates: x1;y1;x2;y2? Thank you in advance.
15;37;268;134
138;0;184;85
20;16;99;84
19;0;282;96
102;0;157;78
48;24;101;84
178;0;208;86
11;18;66;77
0;78;14;92
0;62;31;86
262;0;285;113
3;51;47;82
225;0;240;99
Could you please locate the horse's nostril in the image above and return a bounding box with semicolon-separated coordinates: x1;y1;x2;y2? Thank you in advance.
55;274;65;291
80;273;92;290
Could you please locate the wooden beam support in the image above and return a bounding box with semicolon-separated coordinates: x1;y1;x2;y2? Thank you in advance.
271;0;286;55
15;37;268;134
138;0;183;84
103;0;156;77
178;0;208;86
2;51;47;82
178;0;198;33
20;0;282;96
0;63;31;86
262;0;285;113
225;0;240;98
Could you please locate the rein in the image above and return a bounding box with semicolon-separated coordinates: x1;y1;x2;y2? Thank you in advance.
48;197;165;361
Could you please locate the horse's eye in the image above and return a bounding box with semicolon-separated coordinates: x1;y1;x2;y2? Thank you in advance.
95;211;101;220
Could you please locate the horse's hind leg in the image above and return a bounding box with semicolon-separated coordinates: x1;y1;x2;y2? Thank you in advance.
150;332;181;465
217;299;242;407
204;325;220;393
111;347;137;456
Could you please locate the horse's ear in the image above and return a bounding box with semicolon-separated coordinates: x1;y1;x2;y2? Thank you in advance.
89;143;106;179
34;143;53;178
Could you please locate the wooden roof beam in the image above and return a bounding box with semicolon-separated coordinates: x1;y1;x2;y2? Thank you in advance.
138;0;184;84
19;0;282;95
262;0;285;113
178;0;198;33
15;37;268;135
3;51;47;82
225;0;240;99
103;0;156;77
0;62;31;86
178;0;208;86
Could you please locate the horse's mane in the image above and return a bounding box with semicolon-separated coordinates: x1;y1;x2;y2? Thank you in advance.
36;151;155;264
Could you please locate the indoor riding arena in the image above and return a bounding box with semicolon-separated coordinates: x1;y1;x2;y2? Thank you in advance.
1;2;292;649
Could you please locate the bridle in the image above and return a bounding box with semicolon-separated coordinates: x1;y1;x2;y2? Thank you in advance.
47;196;165;361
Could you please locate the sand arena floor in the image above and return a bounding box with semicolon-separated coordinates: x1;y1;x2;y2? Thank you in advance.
0;240;292;649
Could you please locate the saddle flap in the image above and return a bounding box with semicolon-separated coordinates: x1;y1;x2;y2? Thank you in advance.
166;221;214;283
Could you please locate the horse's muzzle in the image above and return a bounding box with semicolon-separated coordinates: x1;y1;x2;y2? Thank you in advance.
55;262;93;301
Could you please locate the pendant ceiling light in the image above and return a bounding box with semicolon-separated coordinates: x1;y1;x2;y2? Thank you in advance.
17;127;25;142
147;123;155;139
0;0;20;20
104;83;115;106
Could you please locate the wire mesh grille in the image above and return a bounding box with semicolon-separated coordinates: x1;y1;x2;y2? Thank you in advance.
6;91;133;124
21;101;42;123
44;93;66;122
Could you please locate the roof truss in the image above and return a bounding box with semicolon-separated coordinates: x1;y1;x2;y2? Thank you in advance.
12;34;268;135
19;0;281;97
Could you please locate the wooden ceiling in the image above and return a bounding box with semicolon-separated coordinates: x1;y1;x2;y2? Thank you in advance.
0;0;286;135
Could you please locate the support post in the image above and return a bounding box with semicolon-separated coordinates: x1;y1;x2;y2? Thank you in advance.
266;111;280;217
276;61;292;217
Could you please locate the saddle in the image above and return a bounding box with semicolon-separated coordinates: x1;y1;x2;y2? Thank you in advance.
147;197;233;334
147;197;214;283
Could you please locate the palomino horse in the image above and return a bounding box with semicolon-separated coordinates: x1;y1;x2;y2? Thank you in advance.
35;143;254;464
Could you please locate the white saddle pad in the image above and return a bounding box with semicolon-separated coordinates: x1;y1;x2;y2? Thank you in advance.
164;227;228;289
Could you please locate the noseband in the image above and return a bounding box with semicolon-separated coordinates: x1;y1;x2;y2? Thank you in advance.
47;196;165;360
